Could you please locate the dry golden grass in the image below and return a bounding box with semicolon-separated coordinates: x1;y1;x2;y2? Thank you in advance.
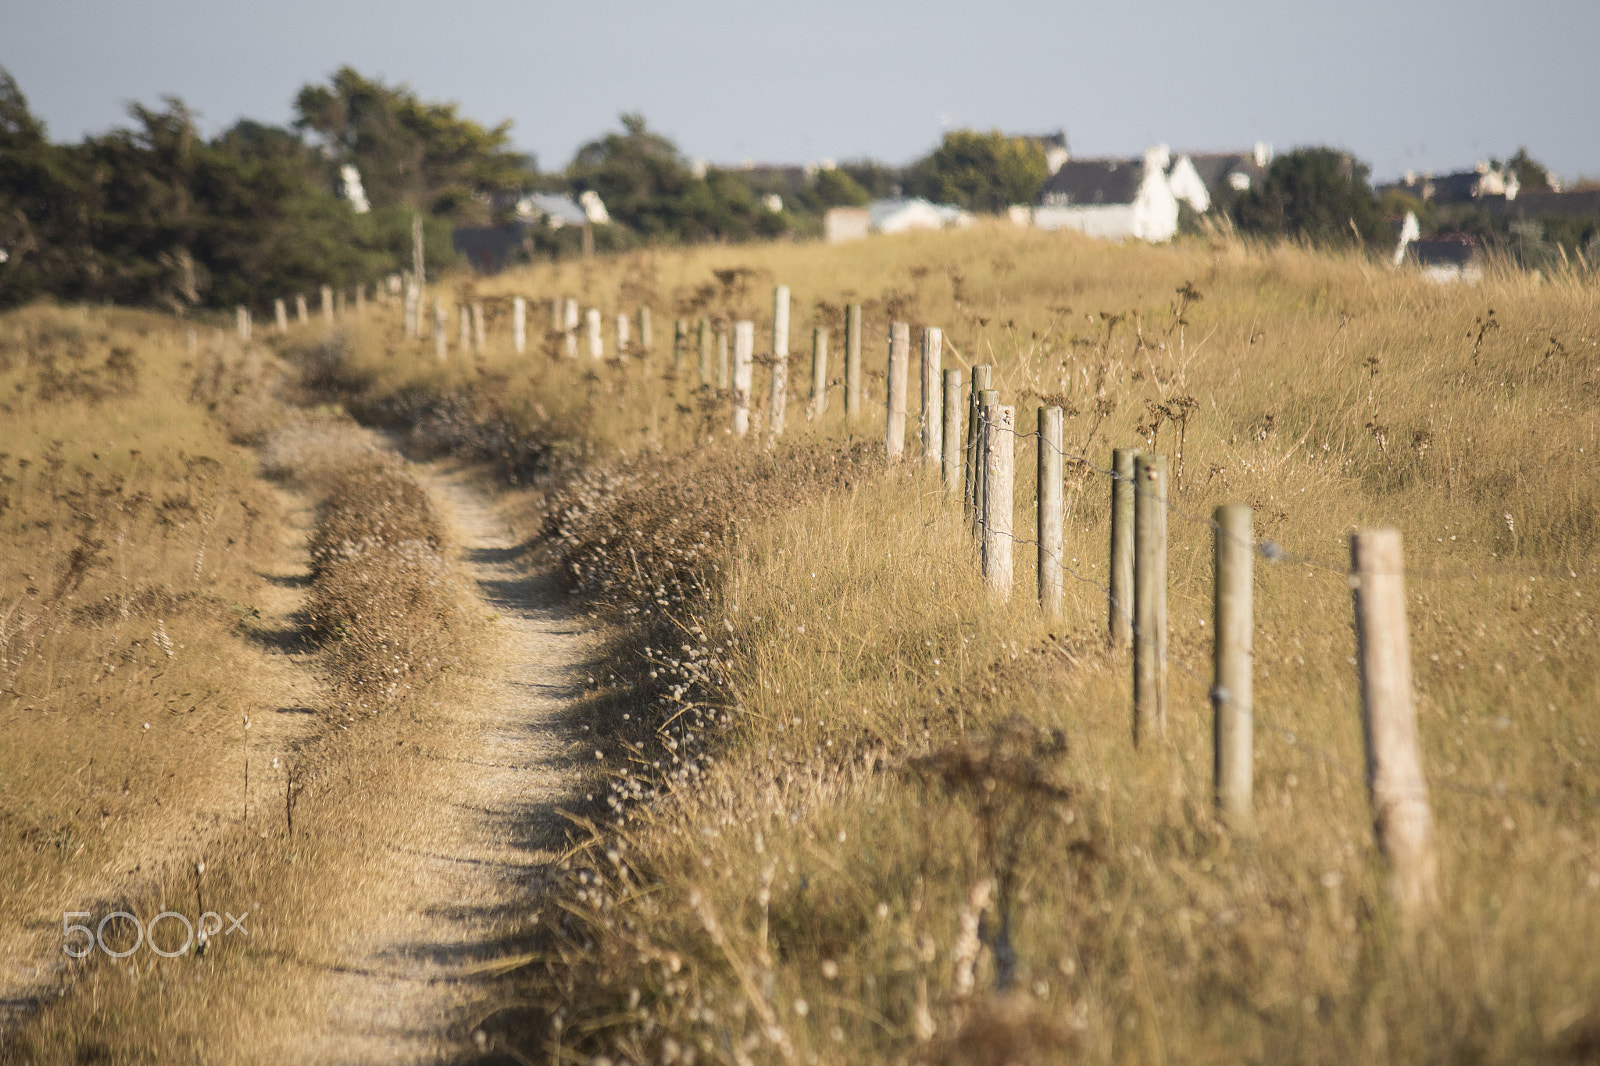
0;307;489;1064
315;223;1600;1064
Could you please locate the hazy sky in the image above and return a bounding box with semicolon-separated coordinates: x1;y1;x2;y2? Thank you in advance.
5;0;1598;182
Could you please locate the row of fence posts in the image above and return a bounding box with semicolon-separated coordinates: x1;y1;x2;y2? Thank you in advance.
246;275;1439;922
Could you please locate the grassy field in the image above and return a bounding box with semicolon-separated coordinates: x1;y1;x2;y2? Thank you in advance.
4;220;1598;1064
317;223;1600;1064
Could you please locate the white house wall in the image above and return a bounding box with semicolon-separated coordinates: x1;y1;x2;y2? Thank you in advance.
1033;204;1138;240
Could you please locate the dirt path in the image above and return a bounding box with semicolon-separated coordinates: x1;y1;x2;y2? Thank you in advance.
263;460;593;1064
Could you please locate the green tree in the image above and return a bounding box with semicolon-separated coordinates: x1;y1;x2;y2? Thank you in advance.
1234;147;1385;246
1506;147;1556;193
905;130;1049;212
293;67;529;221
0;68;95;307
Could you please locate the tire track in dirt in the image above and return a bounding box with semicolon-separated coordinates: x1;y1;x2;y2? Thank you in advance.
266;459;594;1064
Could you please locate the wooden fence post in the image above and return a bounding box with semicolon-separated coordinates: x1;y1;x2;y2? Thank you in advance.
942;368;963;495
921;327;943;467
965;365;993;518
733;320;754;436
1132;454;1168;745
845;303;862;421
236;305;251;343
433;300;447;361
770;285;790;437
563;298;579;357
811;327;829;416
274;298;288;334
403;280;418;337
1213;505;1253;826
513;296;527;354
321;285;333;324
982;403;1015;601
1351;528;1439;921
1038;406;1064;618
638;306;652;357
586;308;603;359
411;212;425;309
972;387;998;537
616;311;630;357
717;324;730;388
673;318;688;372
295;294;308;325
1110;448;1139;649
697;316;713;383
885;322;910;460
473;301;486;353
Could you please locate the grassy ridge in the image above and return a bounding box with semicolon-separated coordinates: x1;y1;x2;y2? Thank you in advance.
319;223;1600;1063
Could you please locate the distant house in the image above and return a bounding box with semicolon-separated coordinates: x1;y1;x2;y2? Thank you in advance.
514;192;597;228
824;207;870;243
1034;146;1189;242
1407;234;1485;284
867;197;973;235
452;223;532;274
1183;145;1273;205
1380;163;1521;205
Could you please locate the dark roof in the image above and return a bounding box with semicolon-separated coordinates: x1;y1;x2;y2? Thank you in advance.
1496;190;1600;218
1183;152;1268;196
452;223;531;274
1409;235;1482;267
1037;158;1144;207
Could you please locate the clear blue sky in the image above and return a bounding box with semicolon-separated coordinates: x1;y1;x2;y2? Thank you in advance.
5;0;1598;182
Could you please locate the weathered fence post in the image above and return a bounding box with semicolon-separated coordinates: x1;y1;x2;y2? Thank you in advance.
1110;448;1139;649
433;300;448;361
1351;528;1439;921
972;387;998;537
698;316;712;384
638;306;652;357
769;285;790;437
321;285;333;324
616;311;630;357
295;294;308;325
673;318;689;372
513;296;527;354
965;365;993;518
733;320;754;436
1038;406;1064;617
717;325;730;389
845;303;863;421
811;327;829;416
921;327;943;467
473;301;486;352
563;298;579;357
942;368;963;494
411;212;425;313
274;298;288;334
885;322;910;460
404;280;418;337
236;305;251;343
982;403;1016;601
1132;454;1169;745
1213;505;1253;826
586;308;603;359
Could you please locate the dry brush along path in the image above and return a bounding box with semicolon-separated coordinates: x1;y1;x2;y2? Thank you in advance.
265;456;599;1065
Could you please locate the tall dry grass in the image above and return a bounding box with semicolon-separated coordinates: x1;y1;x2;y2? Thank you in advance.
311;223;1600;1064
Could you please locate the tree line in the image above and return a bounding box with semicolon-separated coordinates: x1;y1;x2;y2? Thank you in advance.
1;63;1585;314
